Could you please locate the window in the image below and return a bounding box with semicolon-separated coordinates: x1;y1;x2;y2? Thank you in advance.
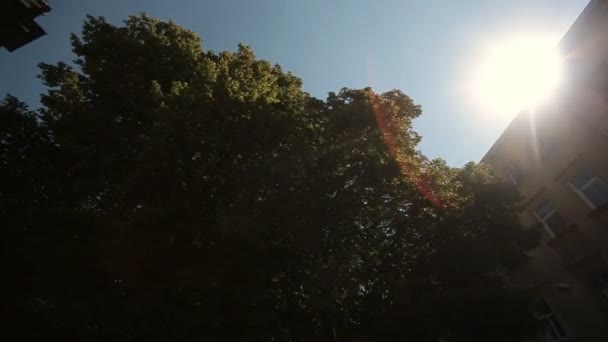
534;200;567;237
569;170;608;209
505;165;524;186
532;299;569;341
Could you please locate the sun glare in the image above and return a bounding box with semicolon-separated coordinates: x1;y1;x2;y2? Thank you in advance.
475;36;562;115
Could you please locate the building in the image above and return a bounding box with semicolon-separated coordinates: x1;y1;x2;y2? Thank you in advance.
0;0;51;52
481;1;608;341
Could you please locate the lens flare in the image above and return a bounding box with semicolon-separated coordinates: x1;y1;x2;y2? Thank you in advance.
370;92;443;208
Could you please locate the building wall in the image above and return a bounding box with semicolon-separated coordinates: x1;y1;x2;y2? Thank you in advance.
482;1;608;340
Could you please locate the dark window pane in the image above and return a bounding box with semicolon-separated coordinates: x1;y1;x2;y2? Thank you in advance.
505;165;523;185
550;315;567;338
545;212;567;235
571;170;594;190
582;179;608;207
535;200;555;219
544;318;559;340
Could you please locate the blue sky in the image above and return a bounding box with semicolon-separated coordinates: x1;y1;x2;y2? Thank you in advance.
0;0;589;166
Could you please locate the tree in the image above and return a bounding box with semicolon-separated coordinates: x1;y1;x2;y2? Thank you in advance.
1;14;539;341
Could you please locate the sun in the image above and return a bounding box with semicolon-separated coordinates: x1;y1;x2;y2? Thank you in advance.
474;35;563;115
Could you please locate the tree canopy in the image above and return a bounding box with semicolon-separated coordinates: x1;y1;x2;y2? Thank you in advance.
1;14;539;341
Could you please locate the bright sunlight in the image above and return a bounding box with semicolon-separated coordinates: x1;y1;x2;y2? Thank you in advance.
475;35;563;115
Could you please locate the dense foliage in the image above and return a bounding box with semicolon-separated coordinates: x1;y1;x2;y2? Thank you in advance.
1;14;539;341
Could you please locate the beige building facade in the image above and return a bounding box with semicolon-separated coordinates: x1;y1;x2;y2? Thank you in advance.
482;1;608;340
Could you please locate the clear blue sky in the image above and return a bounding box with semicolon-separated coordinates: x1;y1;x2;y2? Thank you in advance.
0;0;589;166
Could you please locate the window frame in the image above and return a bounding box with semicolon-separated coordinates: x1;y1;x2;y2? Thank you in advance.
532;299;569;342
568;173;608;209
505;164;523;186
533;201;566;238
507;170;518;186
